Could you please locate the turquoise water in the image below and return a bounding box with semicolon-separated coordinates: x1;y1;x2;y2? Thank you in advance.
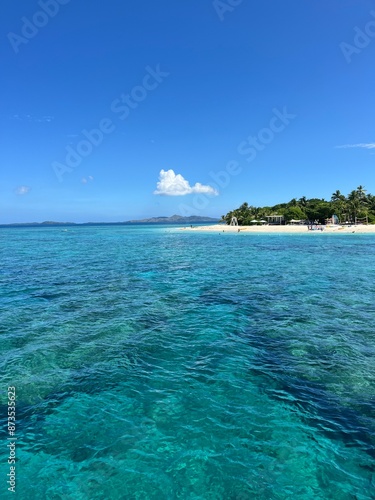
1;226;375;499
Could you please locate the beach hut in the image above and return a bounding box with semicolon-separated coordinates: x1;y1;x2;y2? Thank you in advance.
266;215;284;225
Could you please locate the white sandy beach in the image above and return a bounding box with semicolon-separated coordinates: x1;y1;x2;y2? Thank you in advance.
181;224;375;234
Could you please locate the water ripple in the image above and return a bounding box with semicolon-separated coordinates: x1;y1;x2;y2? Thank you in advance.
1;227;375;499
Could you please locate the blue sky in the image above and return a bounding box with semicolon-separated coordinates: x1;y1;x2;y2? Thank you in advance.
2;0;375;222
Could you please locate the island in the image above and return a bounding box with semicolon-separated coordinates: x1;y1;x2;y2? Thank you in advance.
0;215;219;227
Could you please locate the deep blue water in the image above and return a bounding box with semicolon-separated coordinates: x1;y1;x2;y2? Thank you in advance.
1;226;374;499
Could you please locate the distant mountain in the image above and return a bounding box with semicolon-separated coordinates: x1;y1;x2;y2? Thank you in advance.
0;216;220;227
0;221;77;227
125;215;220;224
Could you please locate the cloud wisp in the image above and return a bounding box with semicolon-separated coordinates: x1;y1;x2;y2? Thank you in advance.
154;169;218;196
14;185;31;195
336;143;375;150
81;176;94;184
11;114;54;123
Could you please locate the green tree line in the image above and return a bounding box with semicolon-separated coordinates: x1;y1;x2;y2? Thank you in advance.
222;186;375;225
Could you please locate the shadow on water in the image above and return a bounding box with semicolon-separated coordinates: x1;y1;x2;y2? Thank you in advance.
0;344;153;450
196;275;375;462
240;327;375;462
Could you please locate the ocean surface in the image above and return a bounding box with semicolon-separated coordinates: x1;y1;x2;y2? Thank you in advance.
1;225;375;499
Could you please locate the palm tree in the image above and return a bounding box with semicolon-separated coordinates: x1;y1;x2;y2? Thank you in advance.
366;193;375;211
331;190;343;202
356;185;367;199
356;186;368;216
298;196;307;207
235;202;252;225
331;190;346;223
357;186;367;209
348;190;361;223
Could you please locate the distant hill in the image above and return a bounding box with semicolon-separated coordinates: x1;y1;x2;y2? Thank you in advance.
125;215;220;224
0;216;219;227
0;221;77;227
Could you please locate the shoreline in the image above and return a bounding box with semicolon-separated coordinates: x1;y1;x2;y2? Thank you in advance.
181;224;375;234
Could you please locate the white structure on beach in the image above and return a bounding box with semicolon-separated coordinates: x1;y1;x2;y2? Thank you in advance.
230;217;238;226
266;215;284;225
325;214;340;225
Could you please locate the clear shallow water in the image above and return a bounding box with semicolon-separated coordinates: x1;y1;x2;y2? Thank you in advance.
0;225;375;499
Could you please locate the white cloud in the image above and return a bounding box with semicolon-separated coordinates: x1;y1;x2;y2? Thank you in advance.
15;185;30;195
11;114;54;123
154;169;218;196
36;116;54;123
336;143;375;149
81;176;94;184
